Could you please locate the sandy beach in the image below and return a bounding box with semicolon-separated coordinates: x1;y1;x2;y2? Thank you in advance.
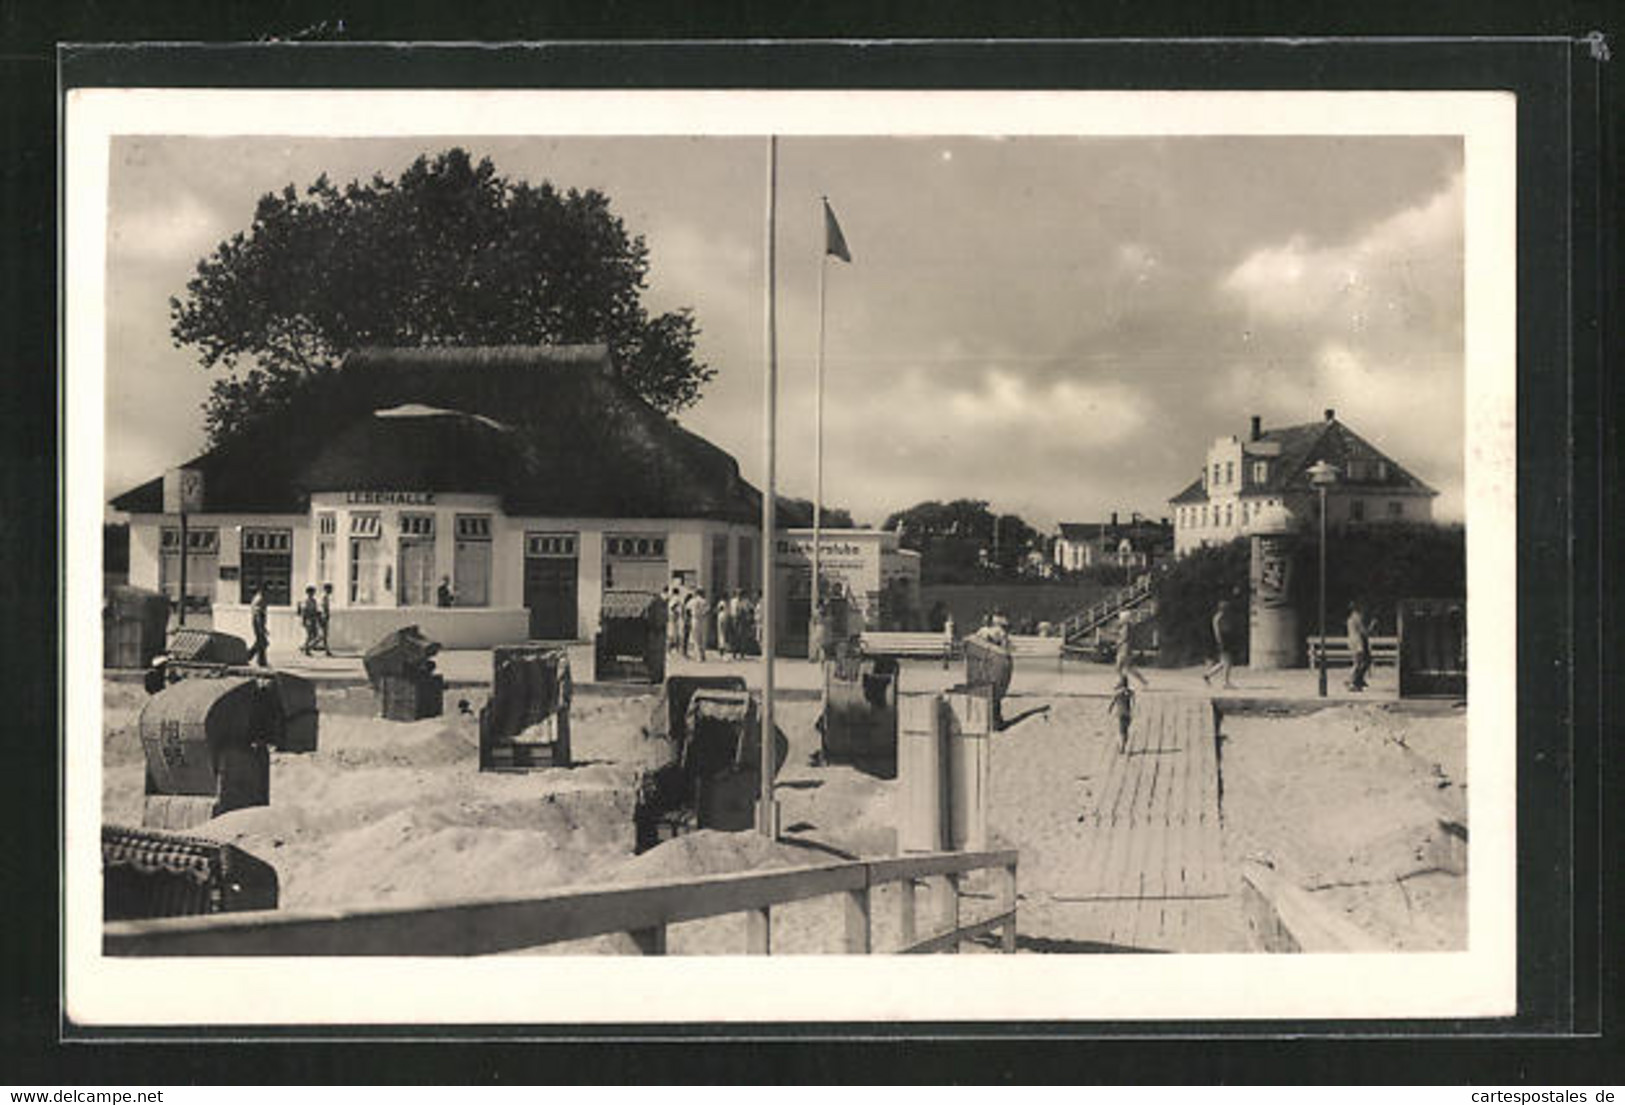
102;674;1466;954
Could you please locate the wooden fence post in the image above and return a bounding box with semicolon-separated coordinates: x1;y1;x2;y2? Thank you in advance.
999;862;1018;953
844;885;872;954
628;925;667;955
944;873;962;954
898;877;917;949
746;906;771;955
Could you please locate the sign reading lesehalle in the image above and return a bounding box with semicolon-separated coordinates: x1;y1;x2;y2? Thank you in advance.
162;467;204;514
344;491;437;506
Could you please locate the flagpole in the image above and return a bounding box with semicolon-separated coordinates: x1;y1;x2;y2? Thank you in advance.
811;199;828;663
758;135;780;840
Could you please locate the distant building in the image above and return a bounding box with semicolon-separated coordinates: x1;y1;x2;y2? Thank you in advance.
1053;513;1173;572
1167;408;1437;556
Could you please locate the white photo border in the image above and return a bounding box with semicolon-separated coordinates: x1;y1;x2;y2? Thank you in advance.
64;87;1517;1026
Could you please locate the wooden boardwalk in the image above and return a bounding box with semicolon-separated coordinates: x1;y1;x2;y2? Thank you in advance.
1044;693;1243;952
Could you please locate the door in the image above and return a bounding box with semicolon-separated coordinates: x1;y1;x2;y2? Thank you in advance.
524;558;578;639
239;528;292;605
525;532;578;640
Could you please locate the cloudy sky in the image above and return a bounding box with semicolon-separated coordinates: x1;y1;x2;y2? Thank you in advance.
104;132;1464;528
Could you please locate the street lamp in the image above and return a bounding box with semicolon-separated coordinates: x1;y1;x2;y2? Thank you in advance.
1306;459;1338;697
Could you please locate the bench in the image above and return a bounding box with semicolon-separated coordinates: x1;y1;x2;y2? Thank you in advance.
859;631;955;667
1306;635;1399;668
1008;634;1065;670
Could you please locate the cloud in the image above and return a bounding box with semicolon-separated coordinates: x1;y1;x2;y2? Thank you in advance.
1219;169;1463;342
946;369;1149;445
1209;171;1464;517
107;187;229;267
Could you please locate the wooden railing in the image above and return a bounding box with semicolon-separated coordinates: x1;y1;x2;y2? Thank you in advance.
1306;635;1399;668
103;848;1019;958
1061;572;1157;644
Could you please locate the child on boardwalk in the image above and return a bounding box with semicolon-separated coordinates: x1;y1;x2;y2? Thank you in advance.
1107;674;1135;753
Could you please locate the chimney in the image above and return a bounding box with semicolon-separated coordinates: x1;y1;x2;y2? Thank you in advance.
1110;511;1118;527
1324;407;1336;422
1250;414;1262;441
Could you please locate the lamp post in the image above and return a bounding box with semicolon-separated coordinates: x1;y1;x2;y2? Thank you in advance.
1307;460;1338;697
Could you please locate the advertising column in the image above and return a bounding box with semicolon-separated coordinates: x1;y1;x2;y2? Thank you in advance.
1247;504;1300;669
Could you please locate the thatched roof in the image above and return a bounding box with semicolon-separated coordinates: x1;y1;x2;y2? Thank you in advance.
111;345;806;526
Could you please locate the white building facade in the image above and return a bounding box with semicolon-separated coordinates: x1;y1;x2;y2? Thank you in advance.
113;346;782;651
1169;409;1437;556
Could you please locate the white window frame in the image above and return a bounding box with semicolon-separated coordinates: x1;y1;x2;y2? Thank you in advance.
526;532;577;558
453;514;494;607
399;512;436;537
456;514;493;540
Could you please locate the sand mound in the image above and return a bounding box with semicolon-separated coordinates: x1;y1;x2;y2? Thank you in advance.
1219;703;1466;950
606;828;807;885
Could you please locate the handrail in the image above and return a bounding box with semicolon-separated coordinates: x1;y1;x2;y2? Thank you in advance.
1061;572;1157;642
104;847;1020;958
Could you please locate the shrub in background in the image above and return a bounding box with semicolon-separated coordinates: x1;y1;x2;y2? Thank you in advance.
1151;523;1465;667
1152;541;1250;667
1287;522;1465;638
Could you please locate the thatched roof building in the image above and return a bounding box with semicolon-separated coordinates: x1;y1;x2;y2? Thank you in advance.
111;345;809;526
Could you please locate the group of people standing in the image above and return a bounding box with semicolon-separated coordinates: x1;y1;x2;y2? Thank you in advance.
665;583;761;662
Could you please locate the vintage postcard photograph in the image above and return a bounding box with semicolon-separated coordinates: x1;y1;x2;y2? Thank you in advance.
64;87;1517;1026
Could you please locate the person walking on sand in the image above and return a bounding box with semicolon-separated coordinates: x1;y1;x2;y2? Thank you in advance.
247;588;270;667
318;582;334;656
1345;600;1374;692
1115;610;1150;688
1202;599;1234;689
298;585;321;655
1106;674;1136;753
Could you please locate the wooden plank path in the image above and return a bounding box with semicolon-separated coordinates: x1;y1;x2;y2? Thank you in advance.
1046;693;1242;951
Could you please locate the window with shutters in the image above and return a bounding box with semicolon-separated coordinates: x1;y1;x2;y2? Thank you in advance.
159;527;220;607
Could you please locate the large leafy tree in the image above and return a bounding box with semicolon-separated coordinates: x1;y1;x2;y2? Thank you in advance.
882;499;1039;581
171;148;714;445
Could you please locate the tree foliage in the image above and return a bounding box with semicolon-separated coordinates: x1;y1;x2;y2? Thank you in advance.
780;497;857;529
882;499;1040;583
1152;540;1252;667
171;148;715;445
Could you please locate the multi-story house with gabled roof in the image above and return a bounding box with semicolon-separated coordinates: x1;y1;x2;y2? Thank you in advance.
1167;408;1437;557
